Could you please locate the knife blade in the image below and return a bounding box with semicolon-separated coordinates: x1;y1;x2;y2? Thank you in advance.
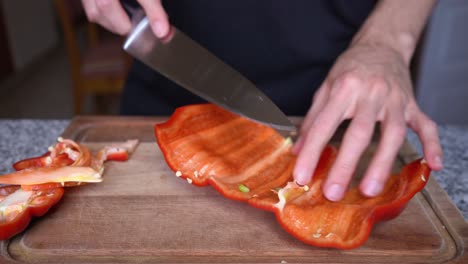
123;17;296;133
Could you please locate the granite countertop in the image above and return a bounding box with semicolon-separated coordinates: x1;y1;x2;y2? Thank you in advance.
0;119;466;220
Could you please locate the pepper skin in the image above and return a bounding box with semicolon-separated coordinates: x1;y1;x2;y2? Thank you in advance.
0;184;64;240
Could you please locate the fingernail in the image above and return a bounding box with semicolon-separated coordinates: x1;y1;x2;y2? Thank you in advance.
434;155;443;169
363;179;383;197
153;21;167;38
325;183;344;201
294;170;308;186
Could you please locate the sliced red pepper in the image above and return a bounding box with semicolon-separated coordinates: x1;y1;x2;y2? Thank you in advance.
13;153;73;171
1;142;70;239
106;151;129;161
0;138;139;240
2;139;139;187
21;183;65;191
12;152;50;171
0;186;64;240
155;104;431;249
94;139;139;163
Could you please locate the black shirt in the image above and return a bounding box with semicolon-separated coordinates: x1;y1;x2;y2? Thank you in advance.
120;0;376;116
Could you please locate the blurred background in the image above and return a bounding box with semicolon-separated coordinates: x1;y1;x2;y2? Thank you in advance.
0;0;467;123
0;0;129;118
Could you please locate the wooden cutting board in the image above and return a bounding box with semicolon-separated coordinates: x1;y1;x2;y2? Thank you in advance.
1;116;466;263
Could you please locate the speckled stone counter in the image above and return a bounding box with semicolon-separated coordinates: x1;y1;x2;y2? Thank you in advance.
0;119;467;219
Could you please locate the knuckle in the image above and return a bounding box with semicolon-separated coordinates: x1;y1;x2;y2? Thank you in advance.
348;125;371;142
407;106;423;127
408;101;421;112
353;117;373;129
340;73;361;89
86;8;100;22
96;0;112;11
425;119;438;133
331;73;360;97
418;114;437;131
391;124;407;139
336;161;354;173
329;163;353;185
406;103;420;119
371;79;390;96
115;26;130;36
310;116;332;132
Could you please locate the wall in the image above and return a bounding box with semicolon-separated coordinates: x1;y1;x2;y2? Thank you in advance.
416;0;468;125
1;0;58;71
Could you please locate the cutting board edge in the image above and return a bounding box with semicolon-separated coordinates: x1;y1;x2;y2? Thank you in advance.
399;141;467;263
61;116;168;140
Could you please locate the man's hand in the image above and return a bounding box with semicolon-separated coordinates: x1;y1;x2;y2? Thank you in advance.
292;0;442;202
292;42;442;201
81;0;170;38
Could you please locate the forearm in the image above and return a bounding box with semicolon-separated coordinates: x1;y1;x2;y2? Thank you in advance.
352;0;437;65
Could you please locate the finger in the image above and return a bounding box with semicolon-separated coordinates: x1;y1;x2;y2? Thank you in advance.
323;106;377;201
95;0;132;35
359;111;407;197
293;91;349;186
137;0;170;38
293;82;330;154
302;82;331;133
408;109;443;171
82;0;99;22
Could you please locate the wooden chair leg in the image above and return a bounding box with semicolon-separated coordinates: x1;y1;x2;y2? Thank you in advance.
95;95;105;114
73;84;83;115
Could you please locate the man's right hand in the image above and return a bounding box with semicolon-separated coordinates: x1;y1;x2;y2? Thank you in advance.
81;0;170;38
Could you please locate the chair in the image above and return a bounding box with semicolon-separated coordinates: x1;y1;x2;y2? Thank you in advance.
53;0;131;114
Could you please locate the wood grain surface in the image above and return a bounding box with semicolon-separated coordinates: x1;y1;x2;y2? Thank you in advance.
0;116;466;263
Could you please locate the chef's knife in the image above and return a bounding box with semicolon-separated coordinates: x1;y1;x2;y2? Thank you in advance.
123;17;296;133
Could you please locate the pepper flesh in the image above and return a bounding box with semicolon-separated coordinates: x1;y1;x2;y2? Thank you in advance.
155;104;431;249
0;187;64;240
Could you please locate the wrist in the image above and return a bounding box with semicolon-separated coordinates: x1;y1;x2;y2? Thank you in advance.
351;29;417;66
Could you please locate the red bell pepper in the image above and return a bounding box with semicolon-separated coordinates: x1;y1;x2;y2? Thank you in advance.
1;139;139;187
13;153;73;171
0;138;139;240
0;141;70;240
155;104;431;249
0;186;64;240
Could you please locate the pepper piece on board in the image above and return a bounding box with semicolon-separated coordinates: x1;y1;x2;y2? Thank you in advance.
155;104;431;249
1;141;69;240
13;153;73;171
1;139;139;187
0;186;64;240
0;138;139;240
